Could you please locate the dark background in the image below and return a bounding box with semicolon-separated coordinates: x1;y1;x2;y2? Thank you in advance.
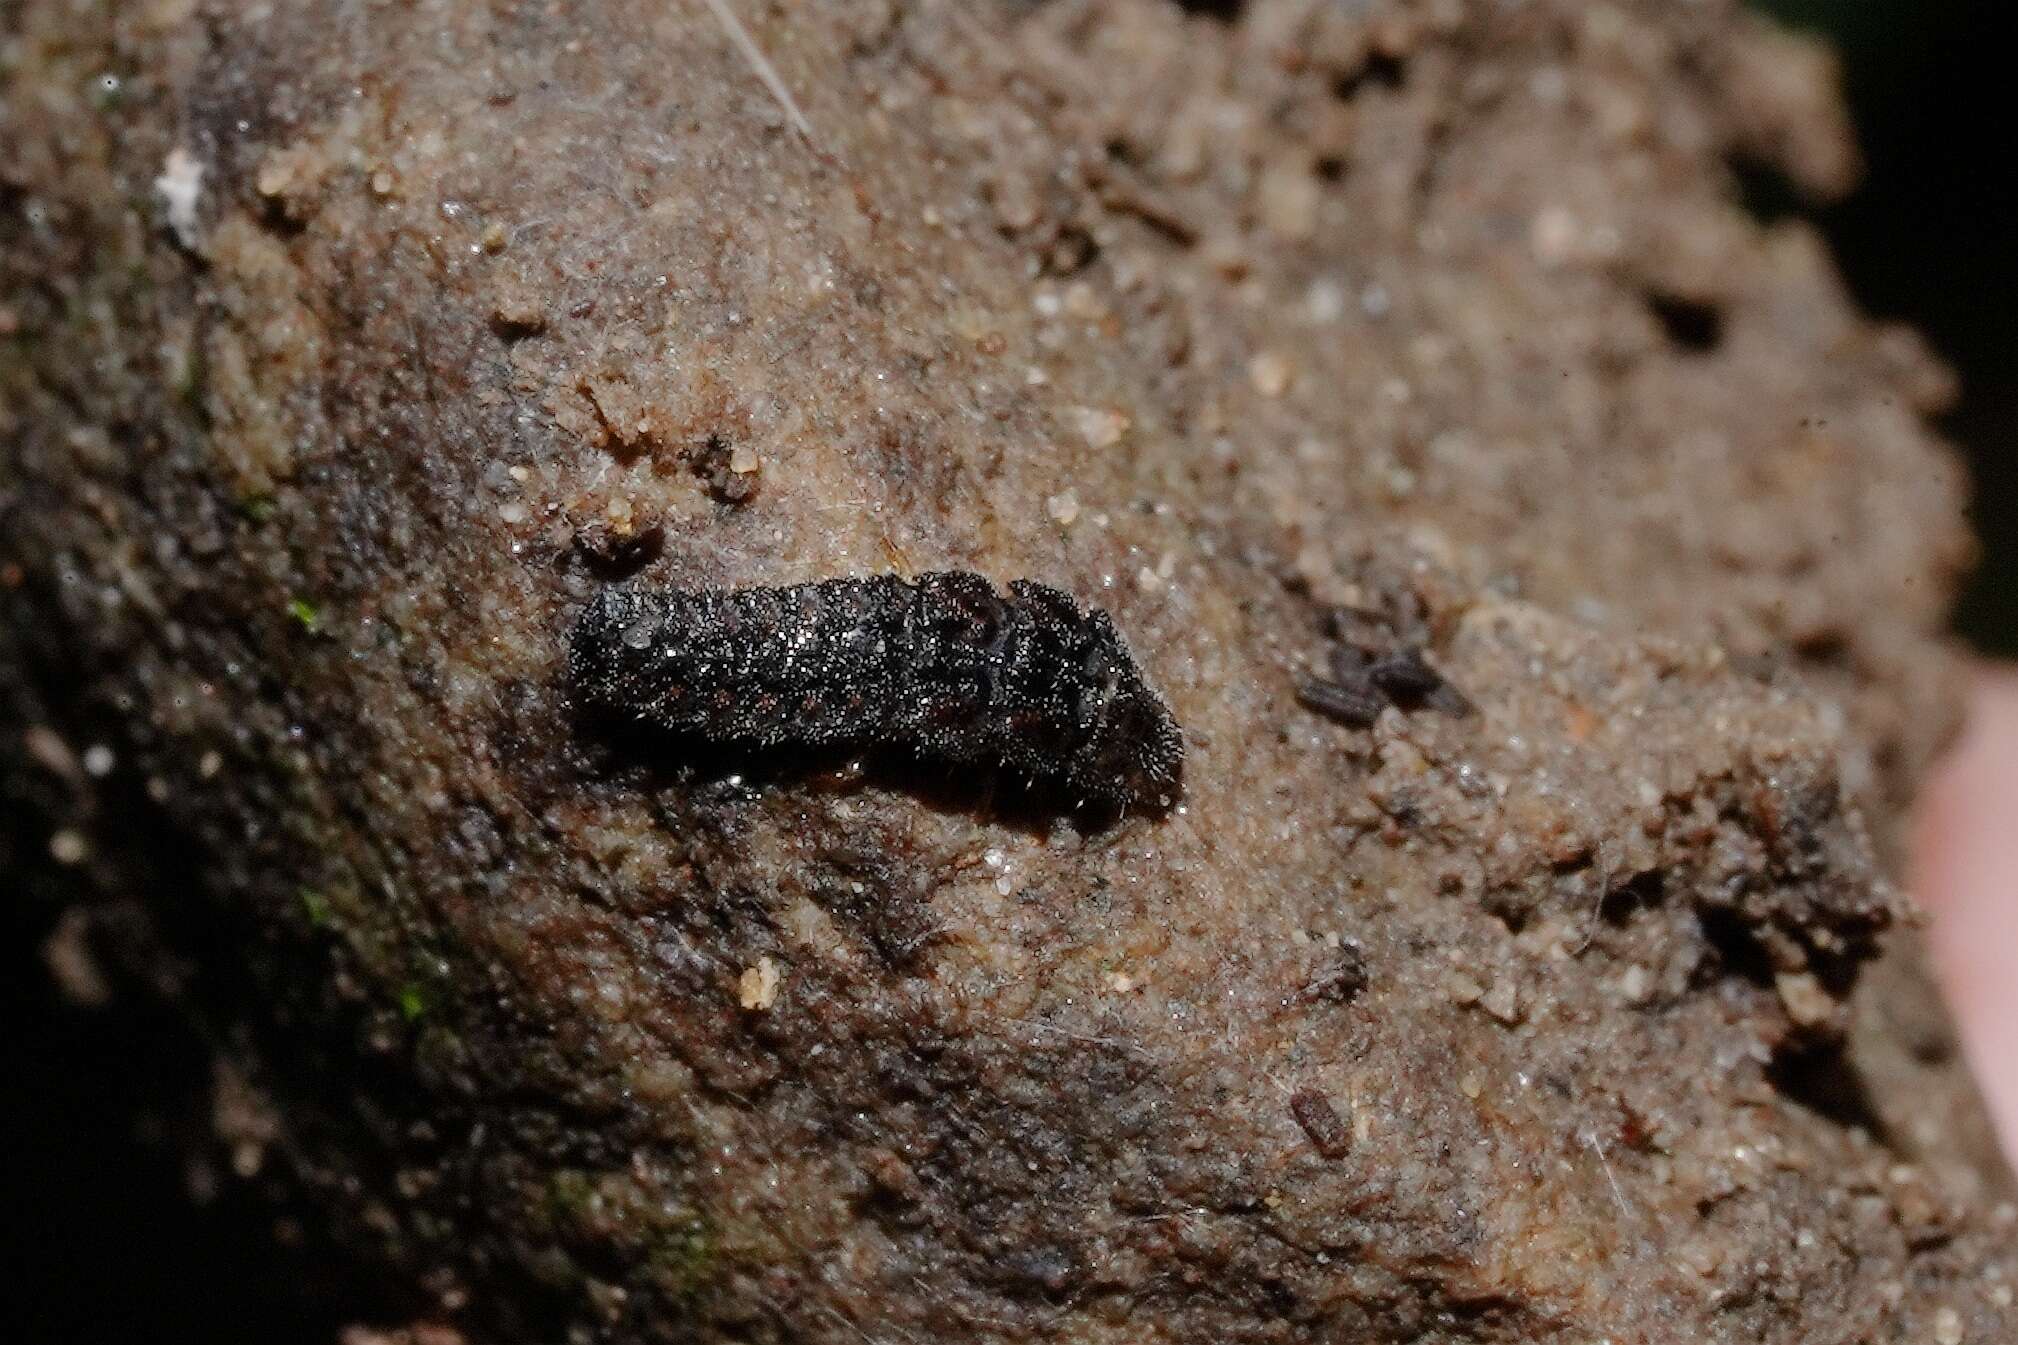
1755;0;2015;654
5;3;2012;1341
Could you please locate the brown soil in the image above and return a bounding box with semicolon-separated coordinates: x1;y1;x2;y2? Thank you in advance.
2;1;2011;1341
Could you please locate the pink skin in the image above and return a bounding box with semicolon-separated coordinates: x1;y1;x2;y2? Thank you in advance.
1912;667;2018;1165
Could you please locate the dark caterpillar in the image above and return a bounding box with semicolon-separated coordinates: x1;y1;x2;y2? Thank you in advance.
570;572;1184;810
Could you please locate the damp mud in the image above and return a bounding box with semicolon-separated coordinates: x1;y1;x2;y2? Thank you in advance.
2;1;2011;1341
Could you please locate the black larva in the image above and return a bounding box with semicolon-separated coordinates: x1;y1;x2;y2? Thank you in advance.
570;572;1184;810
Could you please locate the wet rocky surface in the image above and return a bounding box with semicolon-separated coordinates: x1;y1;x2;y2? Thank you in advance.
2;1;2011;1340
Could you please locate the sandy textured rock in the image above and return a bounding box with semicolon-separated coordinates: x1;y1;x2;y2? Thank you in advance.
2;0;2010;1341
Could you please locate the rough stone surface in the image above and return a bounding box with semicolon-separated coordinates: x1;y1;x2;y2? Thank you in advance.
2;1;2012;1341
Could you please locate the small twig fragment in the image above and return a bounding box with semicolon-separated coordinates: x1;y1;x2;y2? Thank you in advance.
1289;1089;1354;1160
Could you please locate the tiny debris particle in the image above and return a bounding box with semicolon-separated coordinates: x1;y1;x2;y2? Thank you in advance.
198;749;223;779
739;956;781;1010
1934;1306;1964;1345
1775;970;1835;1028
991;169;1043;231
24;725;82;780
490;286;547;334
255;157;295;200
1248;351;1293;397
42;908;111;1006
1045;490;1080;525
574;519;664;576
1480;978;1522;1025
1063;282;1105;321
1073;406;1130;449
1303;941;1368;1002
154;146;206;249
82;743;115;777
1684;1240;1725;1277
481;221;509;252
1618;963;1654;1004
300;888;334;928
1289;1089;1353;1159
1444;969;1485;1006
1258;161;1320;241
728;443;761;475
1305;278;1346;324
1530;204;1579;266
49;828;88;865
1297;677;1385;728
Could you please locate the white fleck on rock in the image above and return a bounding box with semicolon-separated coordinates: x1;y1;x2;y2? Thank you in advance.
1248;351;1293;397
42;908;110;1006
49;829;88;865
1259;161;1320;240
24;725;81;780
1305;277;1347;324
1062;282;1105;321
1073;406;1130;449
1045;490;1080;525
154;147;207;250
1480;979;1522;1025
1443;969;1485;1006
738;957;781;1011
1775;970;1835;1028
1934;1306;1964;1345
1530;205;1579;266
